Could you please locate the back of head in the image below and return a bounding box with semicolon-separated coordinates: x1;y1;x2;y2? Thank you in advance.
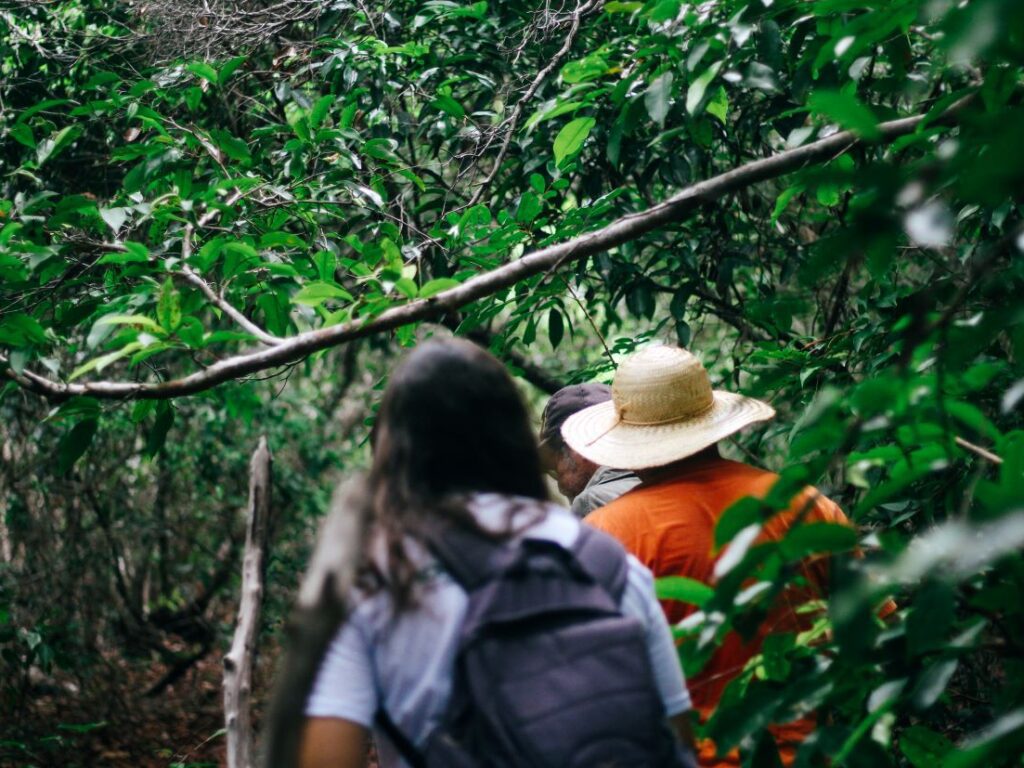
370;337;547;518
540;382;612;451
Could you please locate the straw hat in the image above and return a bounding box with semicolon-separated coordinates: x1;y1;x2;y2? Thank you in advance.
561;346;775;470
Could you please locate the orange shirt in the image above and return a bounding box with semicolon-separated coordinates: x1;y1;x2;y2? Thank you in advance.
585;454;849;767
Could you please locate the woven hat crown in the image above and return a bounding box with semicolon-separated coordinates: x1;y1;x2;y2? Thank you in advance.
613;346;713;425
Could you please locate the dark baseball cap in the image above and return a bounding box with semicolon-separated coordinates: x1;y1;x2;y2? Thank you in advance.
540;383;613;447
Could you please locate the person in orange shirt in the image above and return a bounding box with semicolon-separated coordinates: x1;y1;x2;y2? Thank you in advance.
561;345;860;767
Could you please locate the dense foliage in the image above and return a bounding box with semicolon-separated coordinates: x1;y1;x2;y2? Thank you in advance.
2;0;1023;765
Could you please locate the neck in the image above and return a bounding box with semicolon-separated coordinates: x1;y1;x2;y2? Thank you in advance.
635;444;721;483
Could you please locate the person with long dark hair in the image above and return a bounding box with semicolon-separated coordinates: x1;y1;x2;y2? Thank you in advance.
298;338;695;768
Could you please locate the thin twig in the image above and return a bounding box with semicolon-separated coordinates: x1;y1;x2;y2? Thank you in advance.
558;274;615;367
463;0;600;208
954;436;1003;465
178;224;283;347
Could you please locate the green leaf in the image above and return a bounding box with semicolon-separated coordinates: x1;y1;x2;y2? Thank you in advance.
99;207;129;234
309;95;335;129
98;242;149;265
291;281;354;307
448;1;487;18
9;123;35;149
210;130;251;164
394;278;418;299
57;419;98;474
524;101;584;131
655;576;714;606
649;0;681;22
15;98;71;125
260;232;306;250
145;402;175;457
645;71;674;126
944;710;1024;768
808;91;880;140
906;581;955;656
561;55;608;84
687;61;723;115
176;316;204;347
516;192;543;223
186;61;219;85
778;522;857;560
912;658;958;709
0;313;48;347
553;117;596;166
257;294;289;336
548;308;564;348
69;342;143;381
36;125;83;166
706;86;728;124
760;633;795;682
716;498;766;549
48;397;102;424
157;278;182;333
604;1;642;12
94;314;164;334
419;278;460;299
947;400;1000;440
675;320;691;347
431;94;465;119
900;726;954;768
218;56;247;86
772;185;805;225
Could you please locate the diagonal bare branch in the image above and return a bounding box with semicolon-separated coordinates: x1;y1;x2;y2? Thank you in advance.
0;104;968;402
177;224;284;347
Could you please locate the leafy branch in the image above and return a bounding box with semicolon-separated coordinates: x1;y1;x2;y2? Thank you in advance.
1;104;966;401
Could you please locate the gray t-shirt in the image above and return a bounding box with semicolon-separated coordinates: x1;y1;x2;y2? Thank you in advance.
571;466;642;518
305;495;691;768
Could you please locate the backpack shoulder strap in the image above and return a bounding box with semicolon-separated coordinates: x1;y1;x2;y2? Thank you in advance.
375;707;427;768
425;523;509;591
572;525;630;602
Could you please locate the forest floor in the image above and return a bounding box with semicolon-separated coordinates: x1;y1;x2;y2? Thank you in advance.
3;651;240;768
3;644;383;768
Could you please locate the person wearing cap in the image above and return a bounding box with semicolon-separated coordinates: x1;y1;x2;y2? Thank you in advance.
539;383;641;517
561;345;863;767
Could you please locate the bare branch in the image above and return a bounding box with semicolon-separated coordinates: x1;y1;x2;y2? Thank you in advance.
224;437;274;768
954;436;1003;465
1;104;967;401
177;224;284;347
130;0;322;63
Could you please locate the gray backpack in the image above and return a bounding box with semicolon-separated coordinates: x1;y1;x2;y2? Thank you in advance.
376;521;695;768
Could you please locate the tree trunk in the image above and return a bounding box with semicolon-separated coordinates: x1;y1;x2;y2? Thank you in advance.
224;436;273;768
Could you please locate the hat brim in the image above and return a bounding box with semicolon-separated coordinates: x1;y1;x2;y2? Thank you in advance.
561;391;776;471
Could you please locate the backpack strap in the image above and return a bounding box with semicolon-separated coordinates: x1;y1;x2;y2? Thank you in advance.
375;707;427;768
425;523;509;591
428;520;629;602
572;525;630;603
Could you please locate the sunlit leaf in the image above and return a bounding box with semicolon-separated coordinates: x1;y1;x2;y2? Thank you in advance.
292;281;354;307
553;117;596;166
808;90;880;139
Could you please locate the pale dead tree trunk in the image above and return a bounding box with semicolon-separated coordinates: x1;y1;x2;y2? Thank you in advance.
224;436;273;768
261;477;370;768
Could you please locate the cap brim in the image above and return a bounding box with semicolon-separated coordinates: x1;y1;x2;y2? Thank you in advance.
561;391;776;470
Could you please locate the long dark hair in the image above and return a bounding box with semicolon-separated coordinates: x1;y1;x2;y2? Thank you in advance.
363;337;548;608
